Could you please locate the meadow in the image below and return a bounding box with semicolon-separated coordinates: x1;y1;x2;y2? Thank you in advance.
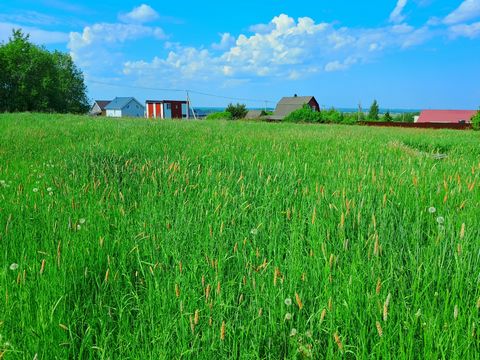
0;113;479;359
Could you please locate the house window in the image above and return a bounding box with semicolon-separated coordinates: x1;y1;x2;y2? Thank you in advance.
166;103;171;110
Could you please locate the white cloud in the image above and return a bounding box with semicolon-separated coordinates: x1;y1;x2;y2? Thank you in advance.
123;14;436;84
120;4;159;24
68;22;166;73
448;21;480;38
0;22;69;44
212;33;235;50
444;0;480;25
390;0;408;23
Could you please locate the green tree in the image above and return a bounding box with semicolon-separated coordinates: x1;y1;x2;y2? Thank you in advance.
471;109;480;130
0;29;89;113
384;111;393;122
368;100;379;121
225;103;248;119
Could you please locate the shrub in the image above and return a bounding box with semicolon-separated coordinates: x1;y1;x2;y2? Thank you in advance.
226;103;247;119
284;105;323;123
206;111;232;120
472;109;480;130
384;111;393;122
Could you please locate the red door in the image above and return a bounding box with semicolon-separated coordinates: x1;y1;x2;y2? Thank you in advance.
155;103;161;118
171;102;182;119
147;103;154;118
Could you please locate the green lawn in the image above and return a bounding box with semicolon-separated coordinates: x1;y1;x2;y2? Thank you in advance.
0;113;479;359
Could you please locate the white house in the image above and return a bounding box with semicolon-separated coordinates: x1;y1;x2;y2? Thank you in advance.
105;97;145;118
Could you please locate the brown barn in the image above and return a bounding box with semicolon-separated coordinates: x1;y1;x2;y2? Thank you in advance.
271;95;320;120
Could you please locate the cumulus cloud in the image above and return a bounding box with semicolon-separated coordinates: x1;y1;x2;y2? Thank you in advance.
123;13;435;84
448;21;480;38
212;33;235;50
444;0;480;25
68;22;166;71
390;0;408;23
120;4;159;24
0;22;68;44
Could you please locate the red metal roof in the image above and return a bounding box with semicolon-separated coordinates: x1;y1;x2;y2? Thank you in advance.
417;110;476;124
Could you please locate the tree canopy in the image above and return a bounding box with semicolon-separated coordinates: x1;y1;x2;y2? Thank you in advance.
0;29;89;113
368;100;379;121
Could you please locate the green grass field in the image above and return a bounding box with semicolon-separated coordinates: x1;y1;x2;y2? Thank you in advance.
0;113;479;359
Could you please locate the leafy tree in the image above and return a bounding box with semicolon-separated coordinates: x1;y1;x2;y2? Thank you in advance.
471;109;480;131
384;111;393;122
0;29;89;113
225;103;248;119
368;100;379;121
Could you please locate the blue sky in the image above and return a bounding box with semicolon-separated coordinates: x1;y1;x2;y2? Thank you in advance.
1;0;479;109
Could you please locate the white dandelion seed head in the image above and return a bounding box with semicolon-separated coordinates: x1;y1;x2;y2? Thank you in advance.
284;298;292;306
49;192;53;196
9;263;19;270
305;330;313;338
428;207;436;214
47;187;52;192
290;328;297;337
250;228;258;236
76;224;81;230
436;216;445;225
33;188;39;193
0;180;5;186
79;218;86;224
284;312;292;321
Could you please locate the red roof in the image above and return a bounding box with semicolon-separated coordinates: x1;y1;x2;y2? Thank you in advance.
417;110;476;124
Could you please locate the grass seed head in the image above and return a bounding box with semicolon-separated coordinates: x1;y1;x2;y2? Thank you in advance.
220;321;226;341
295;293;303;310
376;321;383;338
383;293;391;322
333;332;343;352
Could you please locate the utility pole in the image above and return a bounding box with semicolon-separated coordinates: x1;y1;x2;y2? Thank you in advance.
186;90;197;120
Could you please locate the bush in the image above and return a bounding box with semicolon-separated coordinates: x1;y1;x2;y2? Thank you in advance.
284;105;323;123
472;109;480;130
206;111;232;120
226;103;247;119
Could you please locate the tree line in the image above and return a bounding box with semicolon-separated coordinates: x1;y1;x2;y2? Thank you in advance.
0;29;89;113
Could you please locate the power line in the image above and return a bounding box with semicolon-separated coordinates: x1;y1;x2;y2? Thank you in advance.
88;80;275;105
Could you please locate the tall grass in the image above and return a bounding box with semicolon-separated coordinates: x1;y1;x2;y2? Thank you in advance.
0;113;479;359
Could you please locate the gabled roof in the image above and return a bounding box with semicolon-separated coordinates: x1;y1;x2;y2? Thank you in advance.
146;99;188;104
94;100;111;111
417;110;476;124
274;96;317;118
105;97;144;110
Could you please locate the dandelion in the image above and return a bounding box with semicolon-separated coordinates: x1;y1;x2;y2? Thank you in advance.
428;207;436;214
33;188;39;192
9;263;19;270
250;228;258;236
305;329;313;338
284;312;292;321
436;216;445;225
284;298;292;306
290;328;297;337
454;305;458;320
79;218;86;224
49;192;53;196
76;224;81;230
47;187;52;192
